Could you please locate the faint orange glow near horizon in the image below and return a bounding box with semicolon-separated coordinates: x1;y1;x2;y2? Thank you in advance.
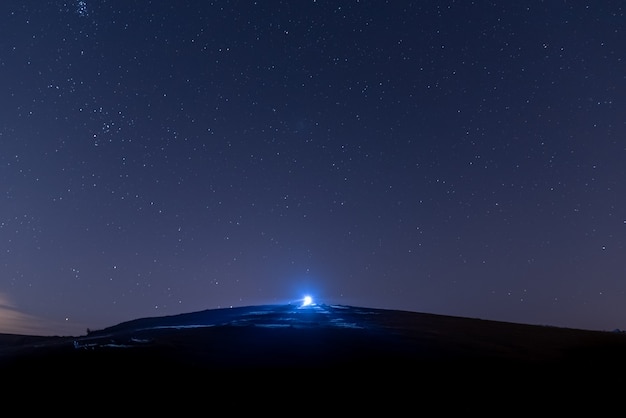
0;293;78;336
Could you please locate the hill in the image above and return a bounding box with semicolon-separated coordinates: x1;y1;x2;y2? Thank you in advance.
1;303;625;407
3;303;625;369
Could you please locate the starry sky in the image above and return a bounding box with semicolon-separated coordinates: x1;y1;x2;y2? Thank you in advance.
1;0;625;336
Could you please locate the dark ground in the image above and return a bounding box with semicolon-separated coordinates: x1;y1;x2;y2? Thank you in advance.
2;304;624;410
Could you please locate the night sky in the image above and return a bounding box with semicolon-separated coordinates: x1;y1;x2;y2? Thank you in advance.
1;1;625;336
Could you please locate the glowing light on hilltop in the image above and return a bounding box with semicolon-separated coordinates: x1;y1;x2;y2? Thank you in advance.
301;295;313;307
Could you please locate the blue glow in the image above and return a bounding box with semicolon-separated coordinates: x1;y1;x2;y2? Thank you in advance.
301;295;313;307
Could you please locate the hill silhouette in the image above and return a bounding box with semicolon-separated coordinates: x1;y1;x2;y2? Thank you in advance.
3;303;625;370
1;303;625;408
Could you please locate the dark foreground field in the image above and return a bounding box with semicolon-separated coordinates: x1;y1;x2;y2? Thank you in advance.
1;303;625;408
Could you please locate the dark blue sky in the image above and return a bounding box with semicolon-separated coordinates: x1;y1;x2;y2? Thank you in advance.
1;0;625;335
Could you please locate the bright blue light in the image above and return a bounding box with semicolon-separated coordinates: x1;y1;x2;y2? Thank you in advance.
301;295;313;307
